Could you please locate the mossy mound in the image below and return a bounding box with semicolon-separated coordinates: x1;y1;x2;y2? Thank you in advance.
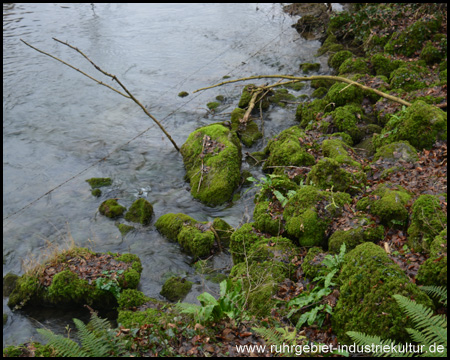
300;62;320;73
301;247;326;280
420;40;445;65
85;177;112;188
328;216;384;253
372;141;419;163
117;289;150;309
253;200;284;237
160;276;193;302
389;63;428;91
155;213;232;258
262;126;315;173
3;272;19;297
117;298;176;328
306;158;366;194
229;223;265;264
99;199;126;218
333;242;433;344
369;53;402;77
230;108;263;147
124;198;154;225
296;98;329;128
116;223;134;237
416;255;447;287
326;82;364;108
407;194;447;252
7;248;142;310
328;104;364;143
268;89;296;108
321;139;358;165
338;57;370;75
283;186;351;247
180;124;241;206
356;184;411;227
374;100;447;150
328;50;353;71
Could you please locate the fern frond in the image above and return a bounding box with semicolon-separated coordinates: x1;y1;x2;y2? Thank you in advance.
73;318;112;357
346;331;411;357
36;328;88;357
252;327;284;347
420;285;447;306
393;295;447;330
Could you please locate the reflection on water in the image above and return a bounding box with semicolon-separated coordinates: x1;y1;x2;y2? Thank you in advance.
3;3;327;345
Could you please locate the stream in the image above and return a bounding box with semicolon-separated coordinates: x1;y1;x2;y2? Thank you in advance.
3;3;332;346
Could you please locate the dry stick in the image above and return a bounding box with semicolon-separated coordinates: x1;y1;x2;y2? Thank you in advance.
194;75;413;107
210;226;223;253
241;88;263;124
21;38;180;152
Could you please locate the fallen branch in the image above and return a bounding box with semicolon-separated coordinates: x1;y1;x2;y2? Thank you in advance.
194;75;412;107
21;38;180;152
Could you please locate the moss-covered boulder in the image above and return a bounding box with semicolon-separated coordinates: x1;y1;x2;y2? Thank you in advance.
326;82;364;108
99;199;126;218
329;50;353;71
372;141;419;163
262;126;315;173
369;53;402;77
300;62;320;73
407;194;447;252
296;98;329;127
416;228;447;287
333;242;433;343
321;139;358;165
329;104;364;143
160;276;193;302
301;247;326;280
124;198;153;225
230;108;263;147
306;158;366;194
155;213;233;258
117;289;150;309
389;64;428;91
328;216;384;253
229;223;265;264
229;236;297;315
338;57;370;75
3;272;19;297
356;184;411;227
7;248;142;310
181;124;241;206
117;298;176;329
116;223;134;236
283;186;351;247
420;40;445;65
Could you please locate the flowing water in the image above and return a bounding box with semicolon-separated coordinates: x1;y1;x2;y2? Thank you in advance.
3;3;331;345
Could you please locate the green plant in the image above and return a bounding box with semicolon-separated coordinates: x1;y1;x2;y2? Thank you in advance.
175;278;246;324
95;270;124;300
252;326;306;357
36;311;128;357
346;286;447;357
287;243;346;329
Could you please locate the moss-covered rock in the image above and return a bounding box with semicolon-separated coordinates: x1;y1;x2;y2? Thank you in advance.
300;62;320;73
3;272;19;297
328;217;384;253
321;139;358;165
99;199;126;218
178;91;189;98
420;41;444;65
91;188;102;197
311;87;328;99
117;289;150;309
230;108;263;147
283;186;350;247
116;223;134;236
301;247;326;280
124;198;153;225
306;157;366;194
373;100;447;150
372;141;419;163
416;255;447;287
238;84;257;108
296;98;329;127
269;89;296;108
229;223;265;264
429;228;447;258
338;57;370;75
329;50;353;71
389;64;428;91
326;82;364;108
369;53;402;77
212;218;234;248
155;213;218;258
262;126;315;173
85;177;112;188
407;194;447;252
356;184;411;227
181;124;241;206
160;276;193;302
207;101;220;110
333;242;433;343
329;104;364;143
253;200;284;236
7;248;142;310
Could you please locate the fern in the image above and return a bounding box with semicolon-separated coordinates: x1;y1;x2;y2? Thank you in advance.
252;326;305;357
421;285;447;306
346;290;447;357
37;312;128;357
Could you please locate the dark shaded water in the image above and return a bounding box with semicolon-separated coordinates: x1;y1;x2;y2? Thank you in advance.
3;3;329;345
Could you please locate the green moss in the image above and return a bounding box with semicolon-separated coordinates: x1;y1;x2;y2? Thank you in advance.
333;242;433;344
215;95;225;102
91;188;102;197
283;81;306;91
181;124;241;206
317;34;344;56
229;223;264;264
178;226;215;258
116;223;134;236
262;126;315;172
212;218;233;248
207;101;220;110
115;253;143;274
283;186;350;247
47;270;88;303
416;256;447;287
374;100;447;150
408;194;447;252
328;218;384;253
300;63;320;73
178;91;189;97
117;289;150;309
238;84;257;108
307;158;366;194
389;64;428;91
118;307;170;328
429;228;447;258
85;177;112;188
329;50;353;70
420;41;444;65
160;276;192;302
3;343;54;357
338;57;370;75
301;247;325;280
311;87;328;99
321;139;358;166
269;89;296;108
3;272;19;297
99;199;126;218
253;200;284;236
326;82;364;108
330;104;364;143
118;268;140;289
373;141;418;162
7;274;40;309
124;198;153;225
155;213;197;241
369;53;402;77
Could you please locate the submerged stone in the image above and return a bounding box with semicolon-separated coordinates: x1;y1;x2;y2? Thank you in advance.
85;177;112;188
160;276;192;302
124;198;154;225
99;199;126;218
181;124;241;206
